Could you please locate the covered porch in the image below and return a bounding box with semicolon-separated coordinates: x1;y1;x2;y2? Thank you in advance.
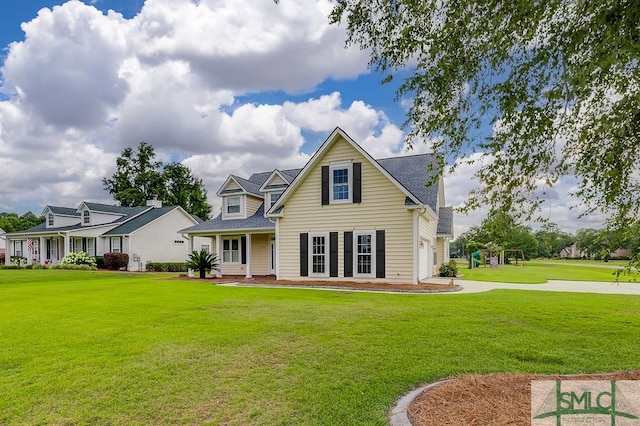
187;230;276;279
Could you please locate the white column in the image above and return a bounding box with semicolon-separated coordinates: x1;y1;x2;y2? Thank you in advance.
215;235;222;278
275;219;280;279
5;237;11;265
245;233;252;278
39;237;45;265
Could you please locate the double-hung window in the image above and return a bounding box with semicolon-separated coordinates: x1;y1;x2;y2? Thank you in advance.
354;231;375;278
226;196;241;215
223;238;240;263
111;237;121;253
330;162;352;203
48;213;54;226
83;210;90;224
309;233;329;277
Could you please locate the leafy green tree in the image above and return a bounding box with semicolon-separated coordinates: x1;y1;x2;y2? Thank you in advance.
330;1;640;228
187;249;220;279
103;143;212;219
162;163;212;220
534;223;574;258
103;142;164;208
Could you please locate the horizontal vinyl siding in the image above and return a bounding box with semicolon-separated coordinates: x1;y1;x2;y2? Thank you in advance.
128;210;195;271
279;137;415;283
250;234;269;276
246;195;264;218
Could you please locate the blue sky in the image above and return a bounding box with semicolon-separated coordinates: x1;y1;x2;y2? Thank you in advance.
0;0;605;235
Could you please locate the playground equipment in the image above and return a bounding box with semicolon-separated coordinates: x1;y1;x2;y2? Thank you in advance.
469;248;526;268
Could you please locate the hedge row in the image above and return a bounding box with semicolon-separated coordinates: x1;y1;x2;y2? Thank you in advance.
146;262;189;272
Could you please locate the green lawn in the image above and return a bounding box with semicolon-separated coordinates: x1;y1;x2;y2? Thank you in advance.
460;259;632;283
1;270;639;425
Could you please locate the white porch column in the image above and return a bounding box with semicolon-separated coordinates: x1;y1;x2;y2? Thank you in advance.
5;237;11;265
215;235;222;278
187;235;193;253
245;233;252;278
39;237;45;265
63;234;70;260
275;218;280;279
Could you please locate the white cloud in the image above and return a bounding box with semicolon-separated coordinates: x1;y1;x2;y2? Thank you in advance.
0;0;378;214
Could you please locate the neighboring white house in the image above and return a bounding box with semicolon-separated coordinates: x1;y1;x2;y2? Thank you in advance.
4;201;208;271
0;227;5;254
182;127;454;284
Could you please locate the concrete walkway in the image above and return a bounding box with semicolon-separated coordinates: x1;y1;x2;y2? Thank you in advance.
432;278;640;295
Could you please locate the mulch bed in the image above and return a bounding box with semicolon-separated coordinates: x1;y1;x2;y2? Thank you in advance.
407;370;640;425
185;275;461;293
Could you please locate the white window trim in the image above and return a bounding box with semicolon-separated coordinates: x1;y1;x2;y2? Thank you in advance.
86;238;96;257
308;232;329;278
74;237;83;253
222;237;241;264
353;230;376;278
48;213;54;226
111;237;121;253
83;210;90;225
329;161;353;204
225;196;243;217
266;191;283;211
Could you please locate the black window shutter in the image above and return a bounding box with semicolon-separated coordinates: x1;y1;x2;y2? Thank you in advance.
330;232;338;277
241;236;247;265
300;233;309;276
344;231;353;277
353;162;361;203
376;230;385;278
321;166;329;205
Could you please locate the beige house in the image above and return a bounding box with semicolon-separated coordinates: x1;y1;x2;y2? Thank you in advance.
183;127;453;284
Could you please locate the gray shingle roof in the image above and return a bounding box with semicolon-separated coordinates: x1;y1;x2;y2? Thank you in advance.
102;206;179;236
181;204;273;233
47;206;80;216
230;175;263;197
437;206;453;236
83;202;148;217
377;154;441;211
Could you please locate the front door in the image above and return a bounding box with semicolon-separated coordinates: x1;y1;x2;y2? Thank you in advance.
269;238;276;275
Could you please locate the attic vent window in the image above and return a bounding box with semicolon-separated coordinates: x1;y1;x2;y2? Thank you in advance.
174;240;184;244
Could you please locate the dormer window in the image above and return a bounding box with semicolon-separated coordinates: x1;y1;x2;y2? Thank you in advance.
83;210;90;224
48;213;54;226
267;191;283;211
227;196;241;214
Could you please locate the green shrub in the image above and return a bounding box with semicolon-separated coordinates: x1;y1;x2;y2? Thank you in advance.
61;251;97;267
0;252;5;264
31;263;46;270
95;256;105;269
0;265;21;270
51;264;96;271
145;262;189;272
103;252;129;270
439;259;459;277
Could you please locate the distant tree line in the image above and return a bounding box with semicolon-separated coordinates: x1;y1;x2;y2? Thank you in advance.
450;212;638;264
0;212;45;233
